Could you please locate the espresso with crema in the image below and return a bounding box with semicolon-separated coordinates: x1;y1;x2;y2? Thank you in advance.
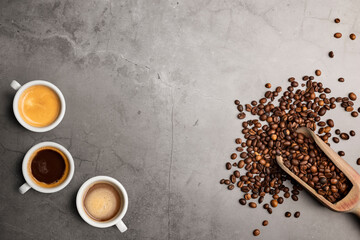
83;182;122;222
28;146;69;188
18;85;61;127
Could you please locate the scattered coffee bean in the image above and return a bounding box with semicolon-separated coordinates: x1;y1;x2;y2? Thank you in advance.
349;92;357;100
239;198;246;205
294;211;300;218
265;83;271;88
235;138;242;144
351;111;358;117
234;100;240;105
231;153;237;159
291;195;298;201
270;199;278;208
315;70;321;76
226;162;231;170
335;129;341;135
278;197;284;204
357;158;360;165
220;179;225;184
253;229;260;236
327;119;334;127
338;151;345;156
285;212;291;218
267;208;272;214
329;51;334;58
338;77;345;82
333;137;339;143
228;185;234;190
249;202;257;208
350;33;356;40
237;112;246;119
334;18;340;23
350;130;356;136
340;133;350;140
262;220;268;226
334;32;342;38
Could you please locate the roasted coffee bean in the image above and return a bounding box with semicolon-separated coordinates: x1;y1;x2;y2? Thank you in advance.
291;195;298;201
334;32;342;38
338;77;345;82
270;199;278;208
284;192;290;198
351;111;358;117
265;83;271;88
267;208;272;214
237;105;244;112
349;130;355;136
329;51;334;58
338;151;345;156
278;197;284;204
235;138;242;144
234;100;240;105
335;129;341;135
238;112;246;119
262;220;268;226
294;211;300;218
228;185;234;190
349;92;357;100
249;202;257;208
340;133;350;140
334;18;340;23
253;229;260;236
350;33;356;40
263;203;269;209
226;162;232;170
258;196;264;204
239;198;246;205
315;70;321;76
333;137;340;143
327;119;334;127
234;170;240;178
220;179;225;184
357;158;360;165
285;212;291;218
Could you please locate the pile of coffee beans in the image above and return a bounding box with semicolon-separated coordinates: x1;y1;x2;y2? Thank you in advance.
281;131;352;203
220;17;358;237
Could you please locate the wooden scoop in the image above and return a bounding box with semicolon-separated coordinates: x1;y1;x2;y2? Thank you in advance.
276;127;360;217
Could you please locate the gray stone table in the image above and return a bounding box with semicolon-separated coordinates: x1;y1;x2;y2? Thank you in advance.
1;0;360;239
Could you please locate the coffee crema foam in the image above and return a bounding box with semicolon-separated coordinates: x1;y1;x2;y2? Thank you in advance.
18;85;61;127
83;182;122;222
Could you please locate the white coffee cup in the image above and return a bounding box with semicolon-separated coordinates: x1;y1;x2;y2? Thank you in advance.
76;176;128;233
19;142;75;194
11;80;66;132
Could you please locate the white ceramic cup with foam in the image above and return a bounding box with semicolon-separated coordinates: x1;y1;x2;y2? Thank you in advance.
76;176;128;233
11;80;66;132
19;141;75;194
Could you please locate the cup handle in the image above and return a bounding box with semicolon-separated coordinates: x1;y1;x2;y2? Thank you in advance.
116;219;127;232
10;80;21;90
19;183;31;194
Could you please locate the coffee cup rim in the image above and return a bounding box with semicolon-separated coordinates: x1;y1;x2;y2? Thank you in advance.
76;176;129;228
13;80;66;132
22;142;75;193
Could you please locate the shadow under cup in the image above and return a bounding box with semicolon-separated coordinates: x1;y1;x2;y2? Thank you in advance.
82;181;125;223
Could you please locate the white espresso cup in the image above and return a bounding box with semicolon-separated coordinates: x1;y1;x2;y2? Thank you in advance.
76;176;128;233
19;142;75;194
11;80;66;132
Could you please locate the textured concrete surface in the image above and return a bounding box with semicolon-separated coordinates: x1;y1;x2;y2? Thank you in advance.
1;0;360;239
